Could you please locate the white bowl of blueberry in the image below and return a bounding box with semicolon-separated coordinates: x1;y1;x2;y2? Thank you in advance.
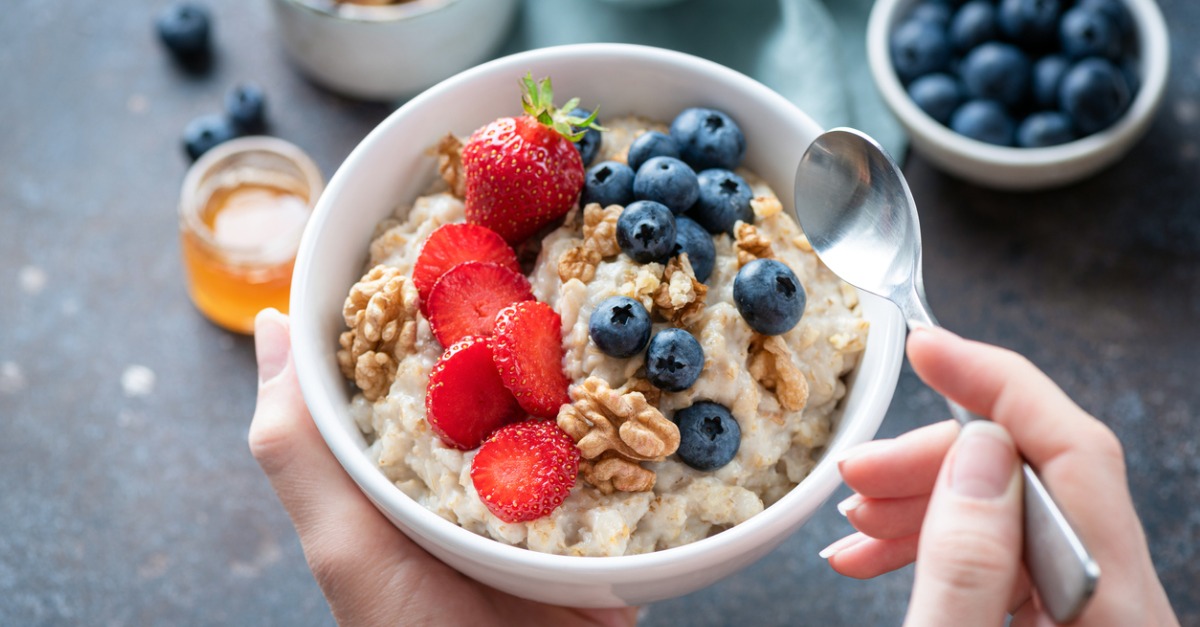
868;0;1168;190
290;43;907;606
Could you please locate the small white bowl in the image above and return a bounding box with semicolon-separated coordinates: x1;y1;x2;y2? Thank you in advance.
290;43;906;607
867;0;1169;190
269;0;518;101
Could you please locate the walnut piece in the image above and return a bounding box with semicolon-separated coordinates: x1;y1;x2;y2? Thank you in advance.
652;255;708;328
435;134;465;198
557;245;602;283
747;333;809;417
336;265;418;401
750;195;783;219
580;452;656;495
557;377;680;493
734;221;774;267
557;204;623;284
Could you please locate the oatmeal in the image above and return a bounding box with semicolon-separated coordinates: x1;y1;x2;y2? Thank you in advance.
341;105;868;557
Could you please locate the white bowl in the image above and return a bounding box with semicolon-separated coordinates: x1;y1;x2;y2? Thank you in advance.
290;43;906;607
269;0;518;101
867;0;1169;190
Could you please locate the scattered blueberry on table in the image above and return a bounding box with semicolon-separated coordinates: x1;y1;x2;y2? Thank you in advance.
674;401;740;470
182;113;239;161
156;2;212;68
225;82;268;134
893;0;1139;147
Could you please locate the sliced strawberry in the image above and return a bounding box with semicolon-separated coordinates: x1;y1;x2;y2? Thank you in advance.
412;223;520;309
426;336;523;450
470;420;580;523
425;261;534;347
491;301;572;418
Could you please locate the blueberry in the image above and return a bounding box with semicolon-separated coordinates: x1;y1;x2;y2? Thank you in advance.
960;42;1031;107
997;0;1061;50
1059;8;1121;60
616;200;677;264
950;100;1015;146
1059;58;1131;135
182;113;239;161
949;0;997;53
581;161;635;208
910;1;953;26
1016;112;1076;147
588;296;652;359
908;73;963;125
673;401;740;471
671;216;716;284
669;107;746;171
689;169;754;235
890;18;952;84
733;259;806;336
627;131;681;173
633;156;699;215
156;2;212;66
225;82;267;134
1079;0;1134;42
1032;55;1071;110
646;328;704;392
570;108;602;166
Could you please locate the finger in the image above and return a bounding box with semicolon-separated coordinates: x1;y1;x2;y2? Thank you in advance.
840;494;930;540
247;311;444;592
821;532;920;579
905;420;1023;627
838;420;959;498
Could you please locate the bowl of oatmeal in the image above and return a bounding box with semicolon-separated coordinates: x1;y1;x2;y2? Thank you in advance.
290;43;906;607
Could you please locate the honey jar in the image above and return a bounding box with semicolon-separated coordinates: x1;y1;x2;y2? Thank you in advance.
178;137;324;334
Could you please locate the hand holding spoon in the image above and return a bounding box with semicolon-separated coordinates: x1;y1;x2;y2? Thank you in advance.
792;127;1099;623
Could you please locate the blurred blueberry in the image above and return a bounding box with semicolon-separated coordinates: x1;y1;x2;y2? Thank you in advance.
949;0;997;53
689;169;754;235
569;108;602;166
671;216;716;284
1016;112;1076;147
1079;0;1134;42
633;156;699;215
997;0;1061;50
908;73;963;124
1059;57;1131;135
182;113;239;161
1032;55;1071;110
950;100;1016;146
581;161;635;208
225;82;267;134
890;18;952;83
670;107;746;171
911;1;953;26
960;42;1031;107
627;131;680;173
156;2;211;70
1060;8;1121;60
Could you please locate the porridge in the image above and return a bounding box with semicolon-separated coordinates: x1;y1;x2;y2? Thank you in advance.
336;77;868;557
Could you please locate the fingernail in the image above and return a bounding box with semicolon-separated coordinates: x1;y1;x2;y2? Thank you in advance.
818;532;868;559
833;438;893;466
254;308;290;385
836;493;864;517
949;421;1016;499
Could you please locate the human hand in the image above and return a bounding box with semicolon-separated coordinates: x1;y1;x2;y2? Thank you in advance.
821;327;1178;626
247;309;638;627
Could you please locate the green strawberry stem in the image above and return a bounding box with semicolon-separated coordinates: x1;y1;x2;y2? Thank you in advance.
520;73;606;142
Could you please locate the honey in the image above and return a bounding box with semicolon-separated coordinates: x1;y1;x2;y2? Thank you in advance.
179;137;323;335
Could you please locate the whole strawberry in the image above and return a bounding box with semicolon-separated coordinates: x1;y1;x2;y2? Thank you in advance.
462;74;602;245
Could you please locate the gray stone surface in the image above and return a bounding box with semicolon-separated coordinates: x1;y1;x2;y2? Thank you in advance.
2;0;1197;625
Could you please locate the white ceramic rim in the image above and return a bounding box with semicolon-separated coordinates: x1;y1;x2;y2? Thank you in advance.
867;0;1170;166
291;43;903;576
281;0;457;23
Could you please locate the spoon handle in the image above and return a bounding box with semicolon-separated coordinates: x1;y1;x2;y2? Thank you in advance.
945;398;1100;623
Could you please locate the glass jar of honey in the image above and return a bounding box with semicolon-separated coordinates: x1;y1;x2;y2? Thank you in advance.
179;137;324;335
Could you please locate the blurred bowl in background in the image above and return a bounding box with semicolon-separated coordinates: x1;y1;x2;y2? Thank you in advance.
269;0;519;101
867;0;1169;191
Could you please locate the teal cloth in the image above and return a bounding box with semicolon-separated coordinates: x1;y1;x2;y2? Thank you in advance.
500;0;906;158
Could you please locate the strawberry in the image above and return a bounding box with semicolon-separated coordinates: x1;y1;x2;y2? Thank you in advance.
425;261;534;347
461;74;603;244
426;336;523;450
412;223;520;309
470;420;580;523
491;301;572;418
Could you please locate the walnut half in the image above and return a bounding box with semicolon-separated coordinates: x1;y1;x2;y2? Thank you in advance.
557;377;680;494
747;333;809;417
336;264;418;401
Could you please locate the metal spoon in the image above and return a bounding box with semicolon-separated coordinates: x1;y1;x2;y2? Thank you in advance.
793;127;1099;623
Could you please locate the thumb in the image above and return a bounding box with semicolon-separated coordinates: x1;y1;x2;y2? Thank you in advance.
904;420;1023;627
